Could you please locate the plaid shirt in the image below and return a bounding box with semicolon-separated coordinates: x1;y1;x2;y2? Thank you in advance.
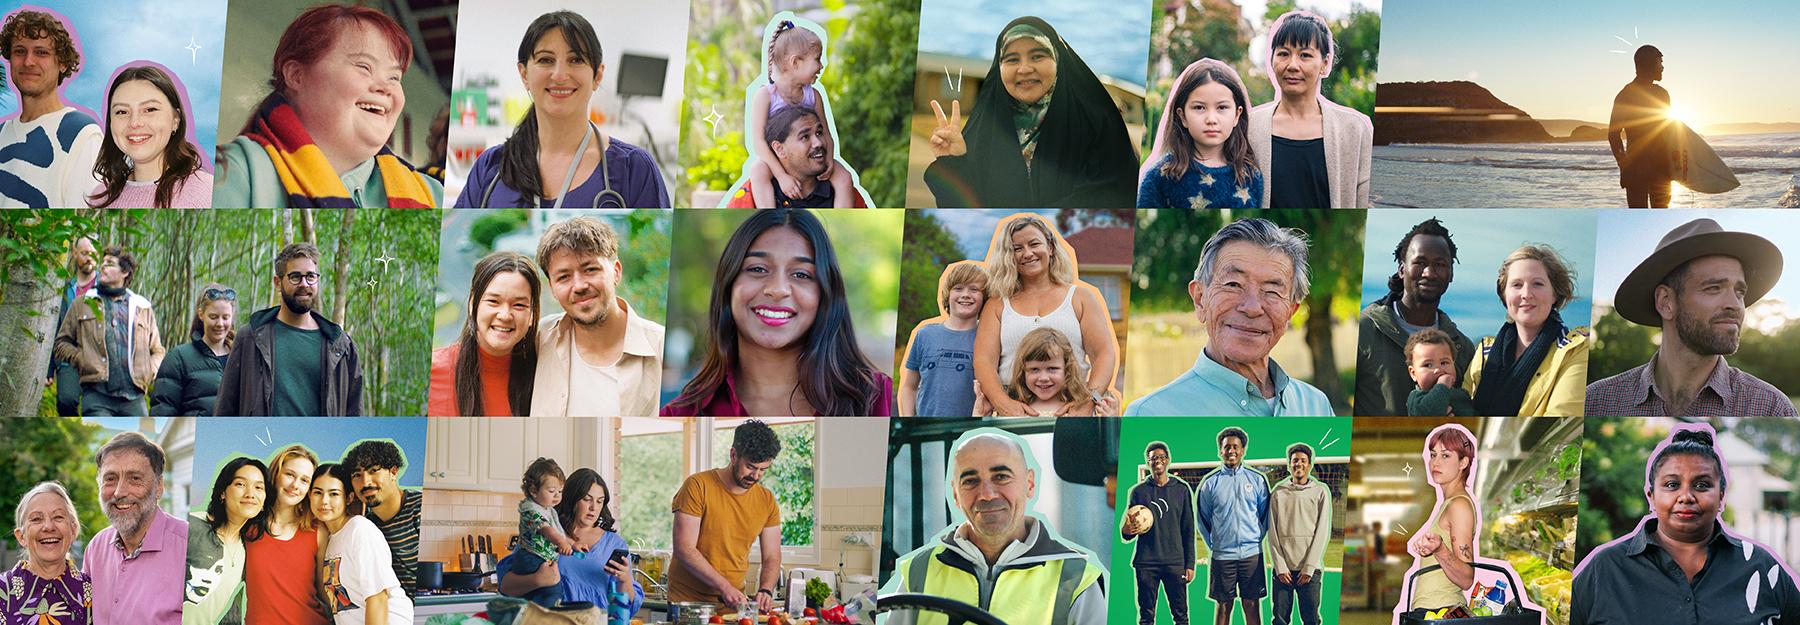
1585;351;1797;417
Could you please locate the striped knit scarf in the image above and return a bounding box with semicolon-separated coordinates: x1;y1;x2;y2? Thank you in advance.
242;95;436;208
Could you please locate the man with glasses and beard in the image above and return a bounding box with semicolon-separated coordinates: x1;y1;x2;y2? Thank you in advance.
669;419;785;611
1587;218;1797;416
215;242;364;415
530;216;664;416
345;438;423;599
1356;218;1476;415
84;431;187;625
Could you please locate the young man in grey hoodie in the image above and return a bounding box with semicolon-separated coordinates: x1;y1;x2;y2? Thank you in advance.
1270;443;1333;625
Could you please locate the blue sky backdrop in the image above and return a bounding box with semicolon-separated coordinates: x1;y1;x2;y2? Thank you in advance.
2;1;225;164
1380;0;1800;125
189;417;427;512
917;0;1151;88
1360;209;1599;337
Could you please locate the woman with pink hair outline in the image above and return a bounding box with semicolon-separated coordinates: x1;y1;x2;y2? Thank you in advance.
1392;423;1544;624
1571;422;1800;624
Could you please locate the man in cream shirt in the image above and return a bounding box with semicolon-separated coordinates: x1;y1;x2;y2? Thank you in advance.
530;216;663;416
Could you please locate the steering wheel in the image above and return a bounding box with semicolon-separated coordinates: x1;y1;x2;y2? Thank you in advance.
874;593;1009;625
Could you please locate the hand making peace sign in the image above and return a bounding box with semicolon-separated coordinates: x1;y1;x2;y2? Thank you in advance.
929;99;967;158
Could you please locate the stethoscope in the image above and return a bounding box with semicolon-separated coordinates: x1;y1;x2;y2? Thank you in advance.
480;121;626;208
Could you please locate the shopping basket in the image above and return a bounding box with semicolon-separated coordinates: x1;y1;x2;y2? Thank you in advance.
1397;561;1544;625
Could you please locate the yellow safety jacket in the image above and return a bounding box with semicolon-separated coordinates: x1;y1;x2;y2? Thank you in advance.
892;526;1105;625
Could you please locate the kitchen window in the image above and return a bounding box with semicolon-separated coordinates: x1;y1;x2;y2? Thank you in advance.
616;418;818;558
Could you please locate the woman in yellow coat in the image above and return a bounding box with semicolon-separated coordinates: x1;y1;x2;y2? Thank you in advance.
1463;245;1589;416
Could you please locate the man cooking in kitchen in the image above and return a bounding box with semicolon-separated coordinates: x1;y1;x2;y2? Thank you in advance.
670;419;784;611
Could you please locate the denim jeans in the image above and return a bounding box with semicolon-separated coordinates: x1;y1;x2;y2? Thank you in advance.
1271;571;1322;625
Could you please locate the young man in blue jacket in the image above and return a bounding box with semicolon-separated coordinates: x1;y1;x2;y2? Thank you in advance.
1195;427;1271;625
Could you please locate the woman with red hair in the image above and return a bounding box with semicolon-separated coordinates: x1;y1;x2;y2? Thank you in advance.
214;4;440;208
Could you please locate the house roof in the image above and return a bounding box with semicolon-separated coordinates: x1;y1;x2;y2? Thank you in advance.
1065;227;1134;267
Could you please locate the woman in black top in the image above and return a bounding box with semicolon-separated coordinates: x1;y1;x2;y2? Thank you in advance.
921;16;1137;208
151;283;236;416
1571;425;1800;625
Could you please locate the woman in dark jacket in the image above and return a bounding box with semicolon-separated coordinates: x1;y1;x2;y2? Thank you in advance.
151;283;235;415
921;16;1137;208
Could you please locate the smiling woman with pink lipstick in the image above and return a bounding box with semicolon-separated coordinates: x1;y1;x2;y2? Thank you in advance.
1463;245;1589;416
88;64;211;208
215;4;440;208
662;208;893;416
1;482;91;625
428;251;542;416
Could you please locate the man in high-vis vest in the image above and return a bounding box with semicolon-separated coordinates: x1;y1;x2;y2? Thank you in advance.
883;429;1106;625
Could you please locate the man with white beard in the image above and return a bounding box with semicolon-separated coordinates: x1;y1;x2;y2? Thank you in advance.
83;431;187;625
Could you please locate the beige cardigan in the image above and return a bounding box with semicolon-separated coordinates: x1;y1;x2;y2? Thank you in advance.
1249;95;1374;208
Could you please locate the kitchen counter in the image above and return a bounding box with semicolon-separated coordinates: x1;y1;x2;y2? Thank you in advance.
415;591;500;624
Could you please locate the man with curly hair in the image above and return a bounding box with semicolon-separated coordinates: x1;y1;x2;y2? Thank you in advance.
0;8;102;208
669;419;785;611
345;438;423;598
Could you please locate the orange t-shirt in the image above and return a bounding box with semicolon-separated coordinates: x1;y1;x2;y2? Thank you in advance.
427;343;516;416
667;469;782;604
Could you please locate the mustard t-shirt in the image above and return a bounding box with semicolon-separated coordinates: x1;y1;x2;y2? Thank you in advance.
667;469;782;604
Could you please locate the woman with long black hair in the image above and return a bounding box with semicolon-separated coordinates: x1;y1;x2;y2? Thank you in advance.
662;208;893;416
428;252;542;416
183;456;268;625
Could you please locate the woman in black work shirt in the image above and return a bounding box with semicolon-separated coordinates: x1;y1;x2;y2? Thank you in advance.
1571;425;1800;625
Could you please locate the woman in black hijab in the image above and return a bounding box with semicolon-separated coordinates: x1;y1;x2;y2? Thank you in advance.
922;16;1137;208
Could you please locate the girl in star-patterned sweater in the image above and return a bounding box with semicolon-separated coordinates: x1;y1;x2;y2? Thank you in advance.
1136;58;1264;209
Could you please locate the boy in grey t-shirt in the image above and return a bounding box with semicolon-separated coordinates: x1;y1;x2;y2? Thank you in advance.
512;457;574;606
900;262;988;416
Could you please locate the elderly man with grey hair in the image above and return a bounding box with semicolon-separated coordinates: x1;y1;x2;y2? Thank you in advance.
1126;218;1334;416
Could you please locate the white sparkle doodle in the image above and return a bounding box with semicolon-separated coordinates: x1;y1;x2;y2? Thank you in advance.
1608;27;1640;56
703;105;725;133
185;36;202;64
943;66;963;94
1401;463;1414;478
1391;522;1410;536
253;425;272;447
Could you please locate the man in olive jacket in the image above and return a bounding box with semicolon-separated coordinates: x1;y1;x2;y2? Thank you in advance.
1355;218;1475;415
215;243;363;416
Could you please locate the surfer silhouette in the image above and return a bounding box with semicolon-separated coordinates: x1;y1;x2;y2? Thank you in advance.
1608;45;1675;208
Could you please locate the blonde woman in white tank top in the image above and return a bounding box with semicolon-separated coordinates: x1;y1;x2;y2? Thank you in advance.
971;214;1120;416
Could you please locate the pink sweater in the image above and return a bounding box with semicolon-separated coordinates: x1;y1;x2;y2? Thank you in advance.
90;169;214;208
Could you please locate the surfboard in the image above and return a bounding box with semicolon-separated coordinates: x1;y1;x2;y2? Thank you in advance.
1675;122;1739;194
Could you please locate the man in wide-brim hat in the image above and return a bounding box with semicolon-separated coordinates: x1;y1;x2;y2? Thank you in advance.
1586;218;1796;416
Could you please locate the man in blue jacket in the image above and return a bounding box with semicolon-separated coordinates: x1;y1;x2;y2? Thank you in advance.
1196;427;1271;625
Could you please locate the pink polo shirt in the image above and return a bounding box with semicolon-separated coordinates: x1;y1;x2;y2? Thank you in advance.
83;507;188;625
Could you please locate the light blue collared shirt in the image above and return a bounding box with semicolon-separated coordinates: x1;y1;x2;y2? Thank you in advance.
1124;349;1335;416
